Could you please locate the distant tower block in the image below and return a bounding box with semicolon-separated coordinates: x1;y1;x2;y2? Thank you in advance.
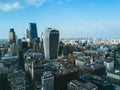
9;28;16;44
26;29;30;38
43;28;59;60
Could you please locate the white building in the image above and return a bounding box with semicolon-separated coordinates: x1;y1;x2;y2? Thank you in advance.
107;70;120;80
41;71;54;90
104;60;114;72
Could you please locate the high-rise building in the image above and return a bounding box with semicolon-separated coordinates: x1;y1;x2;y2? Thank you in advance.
29;23;38;39
43;28;59;60
26;29;30;38
9;28;16;44
41;71;54;90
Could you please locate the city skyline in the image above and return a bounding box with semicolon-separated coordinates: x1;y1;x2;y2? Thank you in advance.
0;0;120;39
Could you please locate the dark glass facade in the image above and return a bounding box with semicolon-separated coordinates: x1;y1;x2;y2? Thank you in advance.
29;23;38;39
49;30;59;59
43;28;59;60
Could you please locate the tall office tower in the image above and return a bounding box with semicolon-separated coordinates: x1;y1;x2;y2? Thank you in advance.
41;71;54;90
43;28;59;60
29;23;38;40
26;29;30;38
9;28;16;44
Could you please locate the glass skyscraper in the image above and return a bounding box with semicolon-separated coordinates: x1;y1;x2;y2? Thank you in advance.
43;28;59;60
29;23;38;39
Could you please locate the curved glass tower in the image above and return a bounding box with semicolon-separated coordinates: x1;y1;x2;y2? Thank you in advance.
43;28;59;60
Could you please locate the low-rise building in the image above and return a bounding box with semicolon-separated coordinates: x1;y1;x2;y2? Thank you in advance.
8;70;26;90
68;80;98;90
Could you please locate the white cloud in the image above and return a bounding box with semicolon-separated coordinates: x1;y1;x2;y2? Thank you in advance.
0;2;22;11
0;0;46;11
0;0;72;11
25;0;46;7
57;0;73;4
66;0;73;2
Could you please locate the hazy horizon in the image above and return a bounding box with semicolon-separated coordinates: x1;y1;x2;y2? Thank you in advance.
0;0;120;39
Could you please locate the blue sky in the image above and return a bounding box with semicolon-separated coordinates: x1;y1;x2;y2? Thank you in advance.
0;0;120;39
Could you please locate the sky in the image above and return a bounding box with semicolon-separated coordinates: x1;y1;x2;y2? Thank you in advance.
0;0;120;39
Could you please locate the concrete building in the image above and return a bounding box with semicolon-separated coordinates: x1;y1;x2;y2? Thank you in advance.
24;51;44;81
75;59;86;67
43;28;59;60
9;43;18;56
107;70;120;80
9;28;16;44
68;80;98;90
8;70;26;90
0;63;8;75
41;71;54;90
104;60;114;72
1;54;19;72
